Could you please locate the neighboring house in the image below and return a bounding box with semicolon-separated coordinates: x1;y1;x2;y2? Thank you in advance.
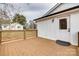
34;3;79;46
1;23;23;30
0;19;11;30
1;24;10;30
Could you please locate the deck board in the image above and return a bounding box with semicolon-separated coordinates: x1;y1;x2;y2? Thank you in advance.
0;38;77;56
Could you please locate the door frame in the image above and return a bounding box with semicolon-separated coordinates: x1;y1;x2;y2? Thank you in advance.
57;16;71;42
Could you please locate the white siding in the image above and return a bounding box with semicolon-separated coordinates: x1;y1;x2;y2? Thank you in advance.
2;25;10;30
36;13;79;46
10;23;23;30
70;12;79;45
49;3;79;15
37;18;59;40
1;23;23;30
37;17;71;43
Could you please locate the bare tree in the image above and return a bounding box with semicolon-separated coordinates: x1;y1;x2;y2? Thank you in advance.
0;3;15;20
29;20;37;29
0;3;15;29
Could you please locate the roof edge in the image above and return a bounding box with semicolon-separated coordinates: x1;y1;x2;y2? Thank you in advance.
43;3;62;16
34;5;79;21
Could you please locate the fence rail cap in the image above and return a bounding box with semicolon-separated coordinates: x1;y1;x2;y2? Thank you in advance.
0;29;37;32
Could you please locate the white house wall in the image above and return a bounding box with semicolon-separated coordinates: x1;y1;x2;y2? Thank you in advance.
49;3;79;15
36;12;79;46
37;17;71;42
37;18;59;40
70;12;79;45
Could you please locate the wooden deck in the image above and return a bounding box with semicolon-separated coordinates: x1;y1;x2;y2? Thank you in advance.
0;38;77;56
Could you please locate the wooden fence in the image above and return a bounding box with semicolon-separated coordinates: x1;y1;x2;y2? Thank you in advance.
0;29;37;43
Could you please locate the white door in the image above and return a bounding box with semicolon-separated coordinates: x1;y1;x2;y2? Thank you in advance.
57;16;70;42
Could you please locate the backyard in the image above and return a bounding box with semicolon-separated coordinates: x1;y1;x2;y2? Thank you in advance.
0;3;79;56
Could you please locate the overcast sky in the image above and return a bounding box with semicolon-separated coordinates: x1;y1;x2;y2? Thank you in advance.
0;3;56;21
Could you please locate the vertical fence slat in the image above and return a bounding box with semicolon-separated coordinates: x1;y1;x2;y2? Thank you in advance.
0;31;2;44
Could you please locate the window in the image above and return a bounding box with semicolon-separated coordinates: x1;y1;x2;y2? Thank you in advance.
17;26;20;28
59;18;67;29
4;25;8;28
4;25;7;28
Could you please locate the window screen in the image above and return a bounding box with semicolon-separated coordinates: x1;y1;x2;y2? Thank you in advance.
59;18;67;29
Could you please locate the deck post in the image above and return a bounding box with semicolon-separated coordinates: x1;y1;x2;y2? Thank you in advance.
78;32;79;47
24;30;26;40
0;31;2;44
76;32;79;55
